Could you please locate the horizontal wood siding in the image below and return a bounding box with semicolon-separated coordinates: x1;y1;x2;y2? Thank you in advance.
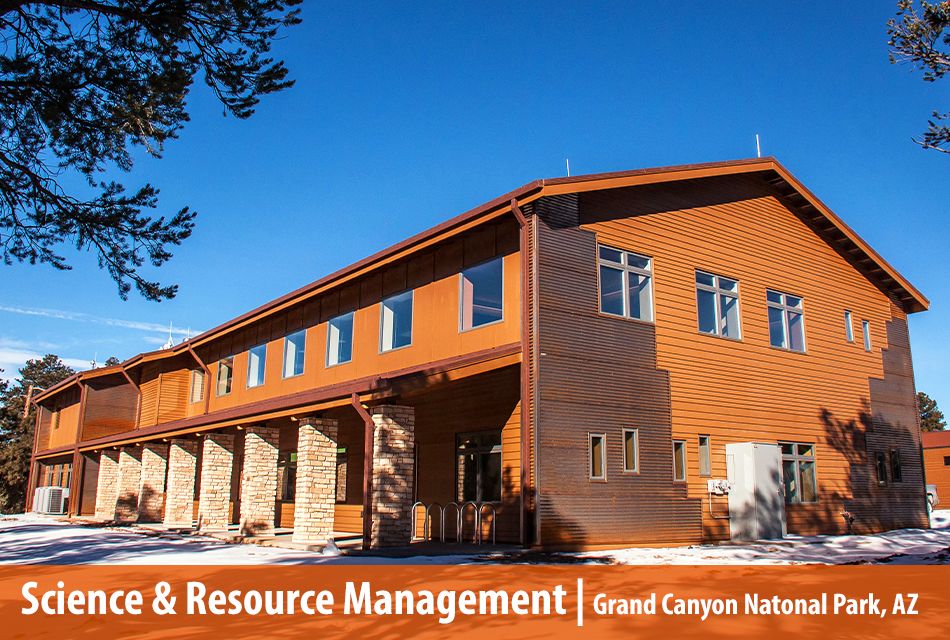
534;194;703;548
577;174;927;540
46;387;81;450
82;376;138;441
924;446;950;505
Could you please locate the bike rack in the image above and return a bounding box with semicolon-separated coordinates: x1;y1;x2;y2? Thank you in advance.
478;503;496;545
410;501;426;541
461;501;479;544
441;502;461;543
424;502;442;542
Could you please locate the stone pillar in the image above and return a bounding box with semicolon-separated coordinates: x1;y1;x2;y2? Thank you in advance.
370;405;415;548
238;424;280;536
164;439;199;527
94;450;120;521
197;433;234;531
292;418;338;544
137;443;168;522
114;446;142;523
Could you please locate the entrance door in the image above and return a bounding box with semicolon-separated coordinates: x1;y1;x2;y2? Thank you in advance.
753;443;787;540
726;442;787;541
79;453;99;516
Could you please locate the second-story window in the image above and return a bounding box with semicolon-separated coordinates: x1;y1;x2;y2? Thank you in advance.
598;246;654;322
460;256;504;330
696;271;741;339
767;290;806;352
283;330;306;378
381;290;413;351
844;310;854;342
327;312;354;366
189;370;204;403
862;320;872;352
216;356;233;396
247;343;266;388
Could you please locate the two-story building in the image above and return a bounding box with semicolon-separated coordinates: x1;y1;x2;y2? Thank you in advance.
28;157;931;549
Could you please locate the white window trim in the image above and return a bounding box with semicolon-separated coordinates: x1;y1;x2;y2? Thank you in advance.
282;330;306;379
766;289;807;353
672;439;687;482
216;357;234;397
862;320;872;352
622;428;639;473
597;245;655;323
695;270;742;339
844;310;854;343
698;435;711;477
326;311;355;367
246;343;267;388
189;369;204;404
379;289;414;353
589;432;607;481
458;256;505;332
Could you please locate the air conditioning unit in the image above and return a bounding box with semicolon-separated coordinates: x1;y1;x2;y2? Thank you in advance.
33;486;66;514
707;479;734;495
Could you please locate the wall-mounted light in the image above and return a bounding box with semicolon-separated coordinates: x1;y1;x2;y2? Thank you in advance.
236;425;244;431
289;416;298;422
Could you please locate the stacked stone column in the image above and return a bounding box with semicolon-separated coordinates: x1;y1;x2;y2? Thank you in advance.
370;405;415;548
292;417;338;544
164;439;199;527
93;450;120;521
197;433;234;531
239;424;280;536
113;447;142;522
137;443;169;522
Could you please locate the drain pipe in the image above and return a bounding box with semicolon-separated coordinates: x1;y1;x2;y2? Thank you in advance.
351;392;375;550
511;198;532;548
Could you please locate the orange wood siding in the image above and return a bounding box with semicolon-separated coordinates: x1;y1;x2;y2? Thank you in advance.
579;174;927;539
82;376;138;440
45;387;81;450
924;446;950;504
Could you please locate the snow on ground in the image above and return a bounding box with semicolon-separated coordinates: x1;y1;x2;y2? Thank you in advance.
0;511;947;565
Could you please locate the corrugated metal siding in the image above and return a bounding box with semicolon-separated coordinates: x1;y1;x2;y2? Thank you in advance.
157;369;189;424
82;377;138;440
534;194;703;547
576;174;927;540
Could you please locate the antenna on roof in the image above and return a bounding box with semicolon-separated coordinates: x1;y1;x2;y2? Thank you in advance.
755;134;762;158
565;158;571;177
162;322;174;350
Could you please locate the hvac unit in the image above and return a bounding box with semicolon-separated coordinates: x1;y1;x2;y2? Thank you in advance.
33;486;66;515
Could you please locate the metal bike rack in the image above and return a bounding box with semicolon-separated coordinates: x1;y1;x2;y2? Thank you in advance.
461;501;479;544
478;503;496;545
441;502;461;543
424;502;442;542
410;501;426;541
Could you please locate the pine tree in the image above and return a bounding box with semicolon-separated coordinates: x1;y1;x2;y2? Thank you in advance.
917;391;947;432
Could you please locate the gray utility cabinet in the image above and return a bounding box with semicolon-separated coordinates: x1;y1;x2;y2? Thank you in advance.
725;442;787;541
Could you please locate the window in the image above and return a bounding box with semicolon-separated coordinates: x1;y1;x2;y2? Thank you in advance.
246;344;266;388
944;456;950;466
781;442;818;503
216;356;233;396
767;290;806;352
278;452;297;502
327;312;354;366
874;451;888;486
381;290;413;351
598;246;654;322
862;321;872;352
336;446;348;503
189;370;205;403
698;435;711;477
890;449;903;483
672;440;687;481
696;271;741;339
283;330;306;377
460;256;504;330
623;428;639;472
844;310;854;342
50;410;60;431
589;433;606;481
457;431;502;501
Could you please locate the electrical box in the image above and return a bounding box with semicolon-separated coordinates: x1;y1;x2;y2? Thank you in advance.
725;442;787;541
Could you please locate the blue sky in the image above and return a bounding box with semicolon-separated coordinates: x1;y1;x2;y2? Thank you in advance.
2;2;948;406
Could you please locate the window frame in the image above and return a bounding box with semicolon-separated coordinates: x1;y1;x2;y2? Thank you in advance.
889;448;903;483
282;329;306;379
766;289;807;353
622;428;640;473
246;343;267;389
326;311;355;367
597;245;655;323
459;256;505;332
672;439;687;482
862;320;872;352
455;430;504;502
379;289;414;353
874;450;888;486
589;432;607;482
844;310;854;343
698;435;712;477
781;441;819;504
695;270;742;340
189;369;205;404
216;355;234;397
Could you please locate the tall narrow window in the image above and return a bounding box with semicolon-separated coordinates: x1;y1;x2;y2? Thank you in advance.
781;442;818;503
874;451;888;486
189;370;205;403
767;290;806;352
589;433;606;480
381;290;413;351
456;431;503;501
460;256;504;330
216;356;233;396
277;452;297;502
598;246;654;321
327;312;354;366
672;440;687;481
336;446;348;503
890;449;903;483
696;271;740;339
844;310;854;342
698;435;711;477
862;321;872;352
283;330;306;377
623;428;639;472
247;344;266;388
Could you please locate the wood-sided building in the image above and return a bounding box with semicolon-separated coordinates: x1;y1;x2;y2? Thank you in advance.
922;431;950;509
28;157;931;549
